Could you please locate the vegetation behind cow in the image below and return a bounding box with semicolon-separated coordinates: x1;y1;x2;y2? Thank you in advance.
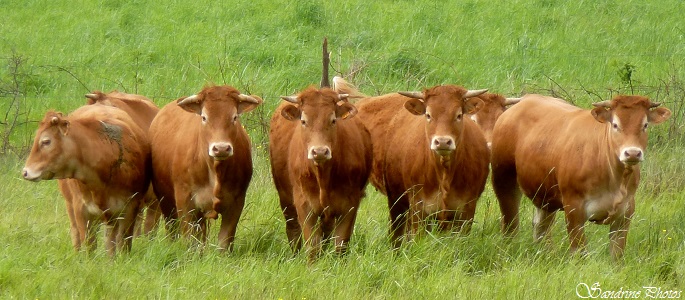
0;0;683;298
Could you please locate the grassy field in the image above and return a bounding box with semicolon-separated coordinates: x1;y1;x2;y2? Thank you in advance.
1;0;684;299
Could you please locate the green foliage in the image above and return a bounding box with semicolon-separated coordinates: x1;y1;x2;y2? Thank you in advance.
1;0;684;299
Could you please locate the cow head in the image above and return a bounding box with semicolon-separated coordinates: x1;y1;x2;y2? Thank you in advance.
22;111;73;181
591;95;671;166
178;86;262;161
280;87;355;165
400;85;487;158
469;93;520;148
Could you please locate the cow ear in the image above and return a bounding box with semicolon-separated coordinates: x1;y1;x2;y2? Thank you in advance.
177;95;203;115
281;105;301;121
336;102;358;120
404;99;426;115
238;95;263;114
648;107;672;124
591;107;612;123
464;98;484;114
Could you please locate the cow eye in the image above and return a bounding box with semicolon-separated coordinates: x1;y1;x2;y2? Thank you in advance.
331;119;337;125
456;113;463;121
201;115;207;123
425;113;432;121
40;138;51;147
232;114;238;123
301;119;306;126
643;123;648;131
612;123;618;130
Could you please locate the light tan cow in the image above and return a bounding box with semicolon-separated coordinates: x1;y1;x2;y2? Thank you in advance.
490;94;671;259
23;105;151;256
84;91;161;236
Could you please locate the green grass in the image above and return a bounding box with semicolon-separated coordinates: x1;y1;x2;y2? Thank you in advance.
1;0;684;298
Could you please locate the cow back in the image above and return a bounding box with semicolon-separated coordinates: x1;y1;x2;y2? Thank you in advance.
87;91;159;132
491;94;611;205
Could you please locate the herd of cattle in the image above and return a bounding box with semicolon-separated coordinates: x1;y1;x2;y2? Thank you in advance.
20;69;671;261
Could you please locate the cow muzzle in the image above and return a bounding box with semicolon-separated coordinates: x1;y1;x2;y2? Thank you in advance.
209;142;234;160
308;146;332;163
22;167;49;182
619;146;644;165
431;136;456;156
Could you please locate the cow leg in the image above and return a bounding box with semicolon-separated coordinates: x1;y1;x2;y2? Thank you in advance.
609;195;634;260
491;164;521;236
532;207;556;243
407;195;428;243
562;199;587;256
83;217;98;254
69;198;88;252
278;195;302;253
198;218;208;251
143;200;162;235
79;195;99;254
136;186;160;237
610;171;637;260
59;180;83;251
174;190;201;246
156;195;179;239
117;198;141;253
104;219;117;257
217;197;245;252
387;192;409;249
442;198;477;234
333;206;359;256
297;203;322;262
321;211;335;250
609;216;631;260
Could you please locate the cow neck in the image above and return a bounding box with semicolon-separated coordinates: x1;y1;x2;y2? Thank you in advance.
311;161;333;209
593;121;635;223
429;129;467;205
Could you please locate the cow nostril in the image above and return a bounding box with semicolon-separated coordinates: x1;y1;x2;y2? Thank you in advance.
22;170;27;178
445;139;452;146
323;148;330;156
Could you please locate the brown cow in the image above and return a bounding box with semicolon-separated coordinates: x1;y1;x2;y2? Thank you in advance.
468;93;520;148
352;84;490;248
269;87;372;261
84;91;161;236
22;105;151;256
149;85;262;251
490;94;671;259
